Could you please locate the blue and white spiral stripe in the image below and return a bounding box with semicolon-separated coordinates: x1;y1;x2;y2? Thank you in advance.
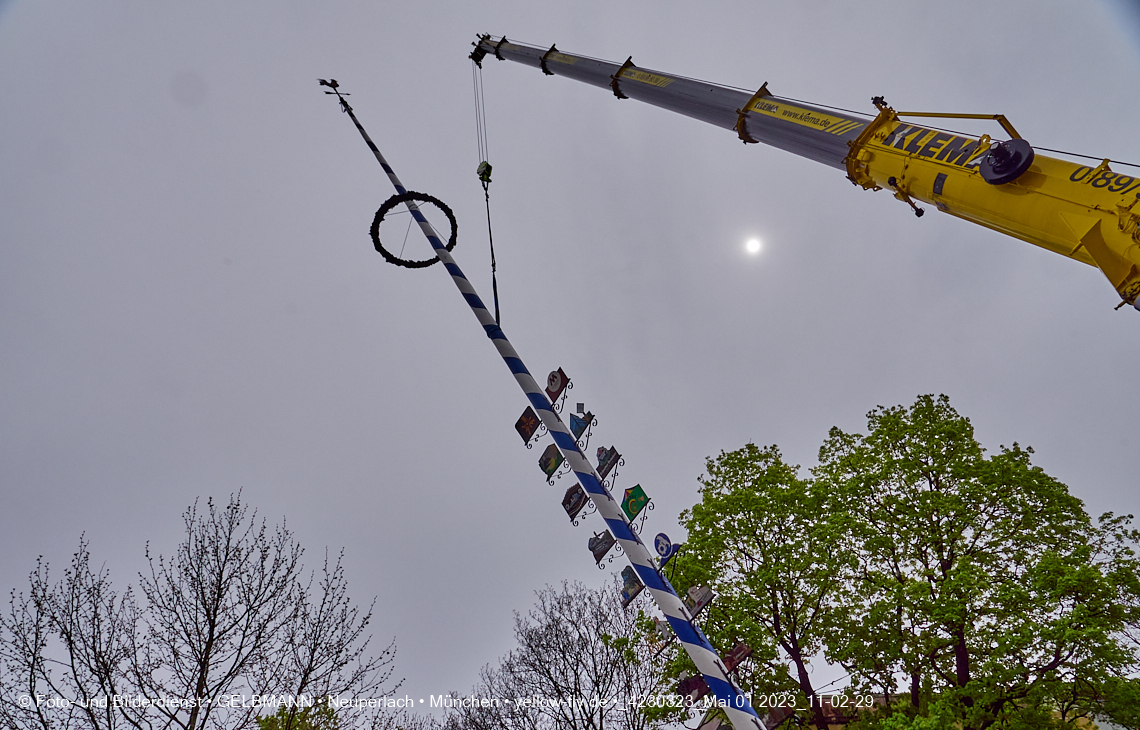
348;109;764;730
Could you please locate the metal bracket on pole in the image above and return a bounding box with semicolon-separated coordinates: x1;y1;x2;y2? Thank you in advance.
610;56;635;99
733;82;771;144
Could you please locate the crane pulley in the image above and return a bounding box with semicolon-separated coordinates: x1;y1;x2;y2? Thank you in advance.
471;35;1140;312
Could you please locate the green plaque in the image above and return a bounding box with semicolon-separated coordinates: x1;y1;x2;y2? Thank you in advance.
622;484;648;520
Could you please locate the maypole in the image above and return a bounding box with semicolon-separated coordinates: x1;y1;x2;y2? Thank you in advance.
320;80;764;730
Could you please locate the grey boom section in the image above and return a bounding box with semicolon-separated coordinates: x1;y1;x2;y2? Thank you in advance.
476;37;870;170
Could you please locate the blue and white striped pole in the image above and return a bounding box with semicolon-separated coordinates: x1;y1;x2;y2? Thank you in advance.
331;90;764;730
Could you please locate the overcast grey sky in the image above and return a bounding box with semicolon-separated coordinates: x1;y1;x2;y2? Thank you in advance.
2;0;1139;707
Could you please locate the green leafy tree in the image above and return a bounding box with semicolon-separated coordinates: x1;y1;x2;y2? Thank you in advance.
669;395;1140;729
814;395;1140;729
260;703;340;730
671;443;848;729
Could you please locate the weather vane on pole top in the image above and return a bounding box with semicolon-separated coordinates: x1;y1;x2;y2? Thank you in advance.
319;79;352;111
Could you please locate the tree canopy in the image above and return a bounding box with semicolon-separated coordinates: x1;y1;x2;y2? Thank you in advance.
672;395;1140;730
672;442;839;729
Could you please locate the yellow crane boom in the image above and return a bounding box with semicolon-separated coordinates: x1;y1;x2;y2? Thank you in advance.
472;36;1140;311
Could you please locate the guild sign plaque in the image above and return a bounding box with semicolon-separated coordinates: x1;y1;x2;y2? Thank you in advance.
655;535;680;568
515;406;541;443
684;585;714;616
595;446;621;480
621;484;648;521
588;531;616;564
562;484;589;521
723;642;753;673
569;411;593;440
620;565;644;608
539;443;564;477
678;675;710;702
545;368;569;402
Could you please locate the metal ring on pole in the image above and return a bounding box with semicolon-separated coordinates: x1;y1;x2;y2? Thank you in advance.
370;192;457;268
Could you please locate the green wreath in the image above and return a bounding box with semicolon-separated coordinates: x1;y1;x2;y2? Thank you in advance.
370;192;457;268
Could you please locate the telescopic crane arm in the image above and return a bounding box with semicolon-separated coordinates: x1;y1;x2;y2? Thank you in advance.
472;36;1140;311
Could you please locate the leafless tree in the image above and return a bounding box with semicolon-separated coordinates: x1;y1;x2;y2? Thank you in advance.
0;494;396;730
1;547;137;730
271;550;393;730
444;581;667;730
